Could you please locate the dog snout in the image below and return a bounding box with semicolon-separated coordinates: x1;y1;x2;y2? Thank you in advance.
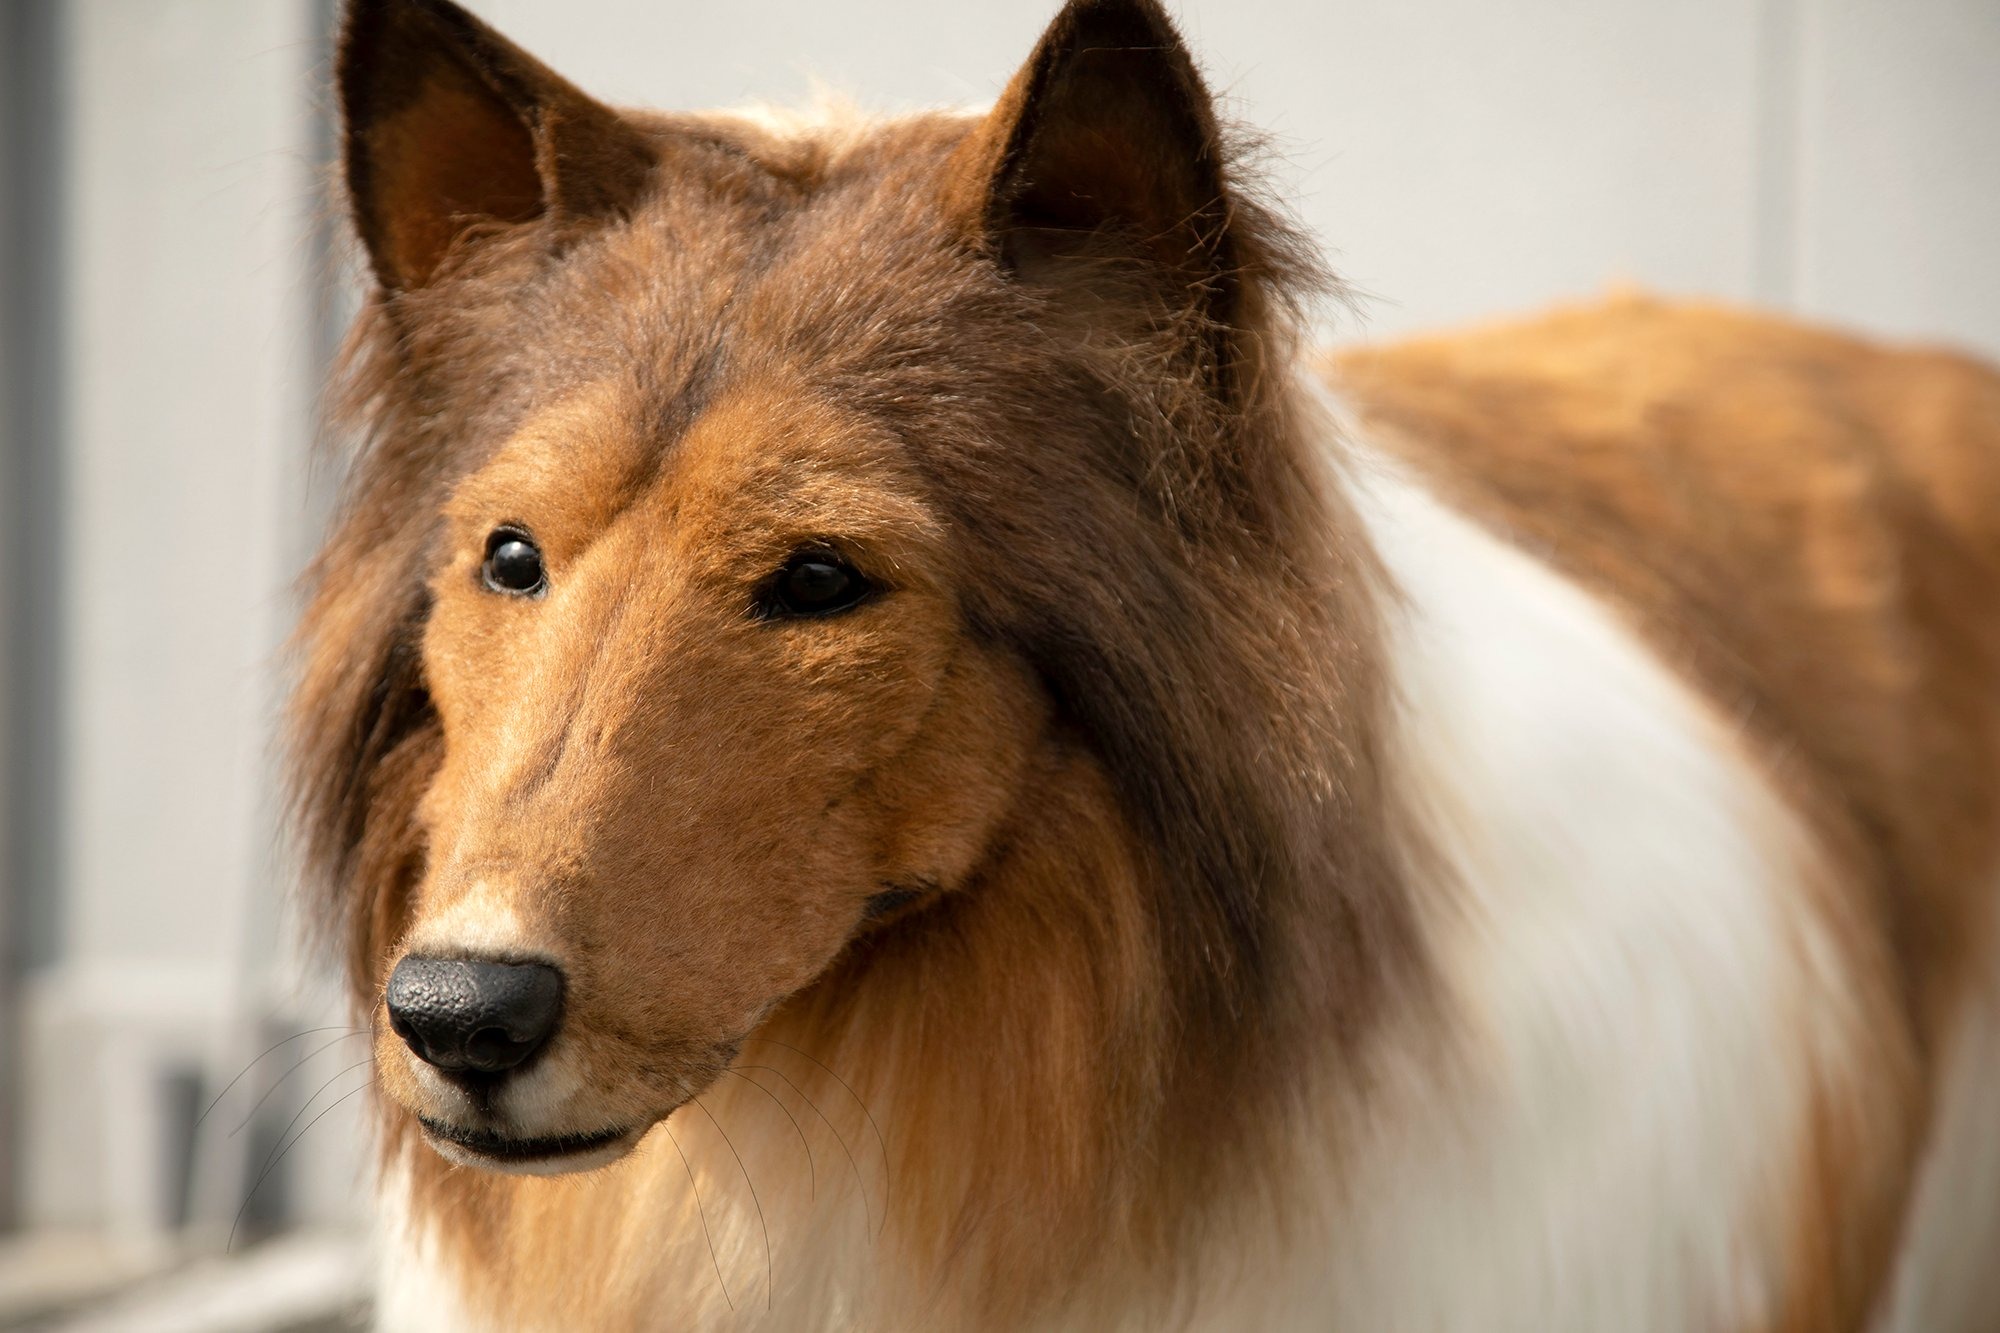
386;956;565;1075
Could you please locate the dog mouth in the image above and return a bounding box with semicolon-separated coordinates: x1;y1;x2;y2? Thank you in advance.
418;1115;635;1171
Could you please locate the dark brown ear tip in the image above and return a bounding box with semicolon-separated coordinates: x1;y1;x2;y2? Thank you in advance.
1055;0;1175;19
337;0;653;292
1030;0;1207;108
1049;0;1187;41
335;0;387;70
338;0;442;64
337;0;499;90
335;0;433;107
337;0;388;29
341;0;474;31
337;0;495;74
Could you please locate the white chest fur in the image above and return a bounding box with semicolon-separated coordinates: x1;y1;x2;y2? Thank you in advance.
1308;417;1888;1331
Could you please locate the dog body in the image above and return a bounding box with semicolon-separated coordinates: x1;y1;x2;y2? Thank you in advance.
1326;301;2000;1331
298;2;2000;1328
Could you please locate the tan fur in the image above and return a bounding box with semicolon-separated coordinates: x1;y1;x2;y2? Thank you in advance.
1333;297;2000;1326
298;1;1424;1325
1334;297;2000;1021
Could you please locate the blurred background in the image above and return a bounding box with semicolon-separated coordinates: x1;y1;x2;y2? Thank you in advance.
1;0;1996;1327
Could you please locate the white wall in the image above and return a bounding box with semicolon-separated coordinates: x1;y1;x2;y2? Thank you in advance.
18;0;358;1236
14;0;1999;1238
462;0;2000;356
1792;1;2000;349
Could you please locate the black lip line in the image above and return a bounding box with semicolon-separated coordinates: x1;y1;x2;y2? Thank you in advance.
419;1116;630;1161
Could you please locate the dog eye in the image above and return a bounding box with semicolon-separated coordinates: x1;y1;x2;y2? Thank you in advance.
764;550;871;619
482;527;546;596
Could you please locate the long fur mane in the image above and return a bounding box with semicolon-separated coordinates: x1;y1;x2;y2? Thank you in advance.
289;80;1423;1323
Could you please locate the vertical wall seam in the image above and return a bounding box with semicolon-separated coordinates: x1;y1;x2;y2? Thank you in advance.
1;0;69;1231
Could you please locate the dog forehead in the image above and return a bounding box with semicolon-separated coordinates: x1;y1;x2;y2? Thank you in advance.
534;126;980;368
428;114;999;537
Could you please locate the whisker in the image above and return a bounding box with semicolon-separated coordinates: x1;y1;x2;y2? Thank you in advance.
723;1068;814;1202
193;1026;367;1131
735;1064;871;1240
692;1098;773;1311
227;1078;375;1252
231;1031;375;1137
664;1120;734;1313
741;1038;892;1233
245;1057;377;1188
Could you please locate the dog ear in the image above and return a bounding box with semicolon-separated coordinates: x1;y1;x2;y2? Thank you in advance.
947;0;1240;359
338;0;653;290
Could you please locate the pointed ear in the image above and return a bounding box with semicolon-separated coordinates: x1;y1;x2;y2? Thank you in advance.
338;0;654;290
948;0;1240;343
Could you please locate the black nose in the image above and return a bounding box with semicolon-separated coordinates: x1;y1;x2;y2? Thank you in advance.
385;957;564;1075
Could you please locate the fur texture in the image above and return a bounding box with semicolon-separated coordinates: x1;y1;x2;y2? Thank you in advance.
289;1;2000;1328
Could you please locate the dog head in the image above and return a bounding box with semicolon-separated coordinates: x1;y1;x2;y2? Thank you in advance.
300;0;1324;1174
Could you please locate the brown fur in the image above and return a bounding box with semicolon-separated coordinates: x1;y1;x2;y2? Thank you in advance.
1333;297;2000;1326
295;0;1419;1324
1334;298;2000;1027
290;0;2000;1326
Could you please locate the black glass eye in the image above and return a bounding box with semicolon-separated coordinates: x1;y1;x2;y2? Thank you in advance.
765;550;871;619
482;527;546;596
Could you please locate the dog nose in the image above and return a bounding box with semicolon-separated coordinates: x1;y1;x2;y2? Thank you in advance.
386;956;564;1075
